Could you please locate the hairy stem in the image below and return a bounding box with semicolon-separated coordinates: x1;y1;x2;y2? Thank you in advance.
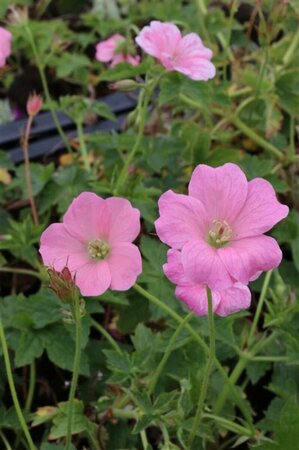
91;318;123;355
0;318;36;450
188;287;215;447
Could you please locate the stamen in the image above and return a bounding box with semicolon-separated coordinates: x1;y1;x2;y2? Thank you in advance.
87;239;110;260
208;220;232;248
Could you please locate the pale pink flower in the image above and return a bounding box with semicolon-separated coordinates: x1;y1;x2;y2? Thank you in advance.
40;192;142;296
0;27;12;68
155;163;289;290
95;34;140;68
135;21;215;81
164;249;251;317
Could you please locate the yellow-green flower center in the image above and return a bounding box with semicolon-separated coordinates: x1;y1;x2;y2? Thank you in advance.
208;220;232;248
87;239;110;260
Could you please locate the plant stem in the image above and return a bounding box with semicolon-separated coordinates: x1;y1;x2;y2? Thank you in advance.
248;270;272;346
114;74;162;195
66;294;82;450
25;361;36;414
289;115;295;160
188;286;215;448
133;284;255;434
76;121;90;171
24;25;72;154
282;25;299;67
0;267;45;281
148;312;193;395
140;430;149;450
0;318;36;450
0;431;13;450
252;355;288;363
22;115;39;225
91;318;123;355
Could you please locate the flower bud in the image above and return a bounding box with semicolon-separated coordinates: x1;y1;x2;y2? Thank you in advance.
48;266;78;304
26;93;43;117
109;79;140;92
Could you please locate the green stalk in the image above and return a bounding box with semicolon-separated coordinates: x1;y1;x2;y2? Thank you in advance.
0;318;36;450
65;294;82;450
133;284;255;434
188;287;215;448
148;312;193;395
114;74;163;195
0;431;13;450
0;267;45;281
76;121;90;171
25;361;36;414
91;319;123;355
24;25;73;155
282;25;299;67
248;270;272;345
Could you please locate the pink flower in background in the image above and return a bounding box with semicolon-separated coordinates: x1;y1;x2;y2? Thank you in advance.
40;192;142;296
155;163;288;291
135;21;215;81
164;249;251;317
0;27;12;68
95;34;140;67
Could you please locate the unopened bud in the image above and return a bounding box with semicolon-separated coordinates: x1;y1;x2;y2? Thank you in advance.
48;266;78;304
26;92;43;117
109;79;140;92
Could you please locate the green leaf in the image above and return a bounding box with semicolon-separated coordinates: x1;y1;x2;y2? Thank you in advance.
15;329;44;366
49;400;88;439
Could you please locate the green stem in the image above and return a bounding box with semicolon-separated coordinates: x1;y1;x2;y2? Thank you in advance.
24;25;73;155
25;361;36;414
0;431;13;450
114;74;162;195
231;116;283;159
289;115;295;160
91;319;123;355
252;355;288;363
282;25;299;67
0;267;45;281
248;270;272;346
133;284;254;434
76;121;90;171
148;312;193;395
66;295;82;450
0;318;36;450
188;286;215;448
140;430;148;450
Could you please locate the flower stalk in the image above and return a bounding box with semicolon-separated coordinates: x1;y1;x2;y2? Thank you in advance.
0;317;36;450
188;286;215;448
65;291;83;450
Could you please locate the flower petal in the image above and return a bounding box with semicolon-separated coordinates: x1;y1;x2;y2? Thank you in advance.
188;163;248;223
40;223;89;272
75;260;111;296
174;33;216;80
155;190;208;249
107;243;142;290
215;283;251;317
219;235;282;284
106;197;140;243
95;34;124;62
181;240;233;289
163;249;187;285
176;284;221;316
232;178;289;239
63;192;110;242
135;21;181;61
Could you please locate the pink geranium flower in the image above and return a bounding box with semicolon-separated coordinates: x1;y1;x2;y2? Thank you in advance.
164;249;251;317
0;27;12;68
155;163;289;290
95;34;140;68
40;192;142;296
135;21;215;81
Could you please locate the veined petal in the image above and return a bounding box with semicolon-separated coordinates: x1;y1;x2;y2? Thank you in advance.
106;197;140;243
136;21;181;60
75;260;111;296
218;235;282;284
215;283;251;317
233;178;289;239
181;240;233;290
155;190;208;249
188;163;248;223
176;284;221;316
107;242;142;290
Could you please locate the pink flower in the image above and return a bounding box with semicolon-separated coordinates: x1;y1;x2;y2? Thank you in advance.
95;34;140;68
26;92;43;116
155;163;289;291
40;192;142;296
0;27;12;68
135;21;215;81
164;249;251;316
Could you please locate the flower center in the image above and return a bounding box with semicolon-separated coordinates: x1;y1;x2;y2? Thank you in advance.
208;220;232;248
87;239;110;260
